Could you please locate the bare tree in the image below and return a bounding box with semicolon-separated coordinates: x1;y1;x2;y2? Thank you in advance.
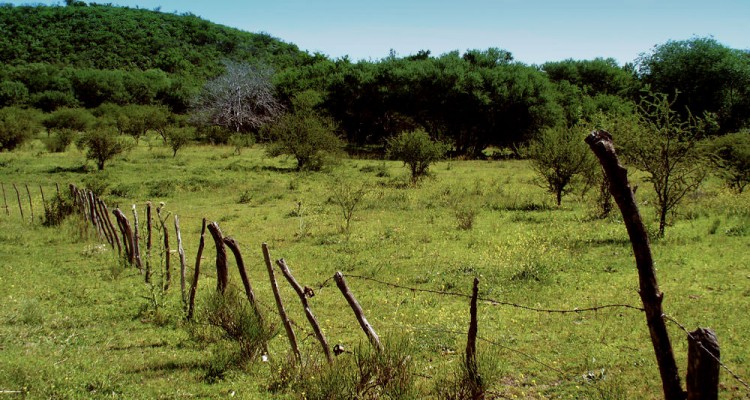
191;61;282;133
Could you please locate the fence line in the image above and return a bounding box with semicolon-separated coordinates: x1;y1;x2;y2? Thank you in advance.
41;183;750;396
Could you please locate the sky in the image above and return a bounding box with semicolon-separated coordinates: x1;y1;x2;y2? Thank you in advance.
6;0;750;65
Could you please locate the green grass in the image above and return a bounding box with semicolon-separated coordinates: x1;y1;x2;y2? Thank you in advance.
1;137;749;399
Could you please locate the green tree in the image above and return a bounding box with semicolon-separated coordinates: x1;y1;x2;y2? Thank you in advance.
386;129;449;183
525;125;596;206
76;125;128;170
0;106;40;151
0;81;29;107
617;93;710;237
265;91;343;171
637;37;750;133
42;107;94;152
165;126;195;157
704;131;750;193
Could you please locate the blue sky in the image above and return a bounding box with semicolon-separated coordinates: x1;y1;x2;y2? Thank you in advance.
7;0;750;65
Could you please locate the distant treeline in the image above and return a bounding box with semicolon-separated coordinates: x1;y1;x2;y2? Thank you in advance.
1;3;749;155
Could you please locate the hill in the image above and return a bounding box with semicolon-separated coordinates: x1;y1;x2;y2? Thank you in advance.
0;3;309;76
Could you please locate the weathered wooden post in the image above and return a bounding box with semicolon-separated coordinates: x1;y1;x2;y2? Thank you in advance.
1;183;8;216
186;218;207;321
131;205;143;272
586;130;685;400
175;215;188;307
686;328;720;400
12;183;23;222
223;237;259;313
145;201;153;283
277;258;333;364
466;277;480;396
24;184;33;223
262;243;300;362
96;198;115;249
207;222;227;294
157;205;171;291
334;271;383;352
113;208;135;265
100;200;121;255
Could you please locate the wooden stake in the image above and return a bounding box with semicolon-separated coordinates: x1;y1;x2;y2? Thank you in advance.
223;237;259;313
175;215;188;307
686;328;720;400
586;130;684;400
100;200;121;255
207;222;227;294
24;184;33;223
96;199;115;249
187;218;207;321
131;205;143;273
277;258;333;364
2;183;8;216
334;271;383;352
158;206;171;291
12;183;23;222
113;208;135;265
263;243;300;362
145;202;152;283
466;277;480;396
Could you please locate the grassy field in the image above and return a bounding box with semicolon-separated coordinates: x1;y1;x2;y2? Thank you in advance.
1;137;748;399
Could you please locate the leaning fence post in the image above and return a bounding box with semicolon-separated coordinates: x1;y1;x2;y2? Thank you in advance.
96;198;115;249
586;130;684;400
207;222;227;294
278;258;333;364
2;183;8;216
223;237;259;314
100;200;121;255
157;205;171;291
686;328;720;400
334;271;383;352
13;183;23;222
24;184;33;223
175;215;188;307
263;243;300;362
131;205;143;273
113;208;135;266
187;218;207;321
145;201;153;283
466;277;480;394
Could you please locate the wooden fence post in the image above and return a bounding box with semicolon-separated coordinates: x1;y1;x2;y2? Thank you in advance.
334;271;383;352
131;205;143;273
145;202;152;283
586;130;685;400
2;183;8;216
96;198;114;249
187;218;207;321
158;206;171;291
24;184;33;223
207;222;227;294
262;243;300;362
100;200;121;255
175;215;188;307
113;208;135;266
277;258;333;364
466;276;480;395
223;237;259;314
12;183;23;222
686;328;720;400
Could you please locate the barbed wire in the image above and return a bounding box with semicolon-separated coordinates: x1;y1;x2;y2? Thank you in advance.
341;273;645;314
663;313;750;393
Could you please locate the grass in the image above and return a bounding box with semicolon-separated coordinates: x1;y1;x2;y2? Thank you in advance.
0;136;749;399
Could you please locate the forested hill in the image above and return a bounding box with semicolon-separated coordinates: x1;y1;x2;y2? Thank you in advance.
0;3;308;76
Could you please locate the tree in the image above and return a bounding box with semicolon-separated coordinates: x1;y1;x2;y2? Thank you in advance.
387;129;449;183
0;107;40;151
525;125;596;206
265;91;343;171
77;126;128;170
191;61;282;134
704;131;750;193
617;93;710;237
165;126;195;157
42;107;94;152
637;37;750;133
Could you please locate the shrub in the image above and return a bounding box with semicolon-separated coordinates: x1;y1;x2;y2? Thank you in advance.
42;192;75;226
704;131;750;193
387;129;449;183
76;126;128;170
0;106;40;151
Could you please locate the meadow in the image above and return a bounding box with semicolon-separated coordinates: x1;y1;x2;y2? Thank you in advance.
0;136;748;399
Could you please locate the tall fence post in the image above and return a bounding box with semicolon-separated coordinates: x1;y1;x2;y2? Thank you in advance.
686;328;720;400
262;243;300;362
24;184;33;223
187;218;207;321
2;183;8;216
223;237;259;314
334;271;383;352
207;222;227;294
466;277;480;397
12;183;23;222
586;130;685;400
113;208;135;266
145;202;153;283
131;204;143;273
175;215;188;307
278;258;333;364
158;206;171;291
100;200;121;255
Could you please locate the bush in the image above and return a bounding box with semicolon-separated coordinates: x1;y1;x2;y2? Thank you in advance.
704;131;750;193
42;192;75;226
76;126;128;170
387;129;449;183
0;106;40;151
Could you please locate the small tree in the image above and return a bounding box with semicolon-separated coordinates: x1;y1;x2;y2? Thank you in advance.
191;61;282;134
526;125;596;206
42;107;94;152
618;92;710;237
77;126;128;170
704;131;750;193
329;176;370;236
387;129;449;183
265;91;343;171
0;107;40;151
166;126;195;157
